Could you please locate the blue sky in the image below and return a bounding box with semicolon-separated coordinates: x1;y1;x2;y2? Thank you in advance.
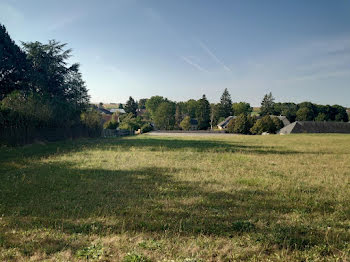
1;0;350;106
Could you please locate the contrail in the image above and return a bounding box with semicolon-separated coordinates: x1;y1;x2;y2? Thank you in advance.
199;41;231;72
181;56;209;73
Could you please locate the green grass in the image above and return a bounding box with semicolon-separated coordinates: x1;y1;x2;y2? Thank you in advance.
0;134;349;261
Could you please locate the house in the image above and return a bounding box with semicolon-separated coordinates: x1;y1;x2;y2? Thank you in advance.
278;121;350;134
190;119;198;130
217;116;236;129
96;107;112;115
110;108;126;114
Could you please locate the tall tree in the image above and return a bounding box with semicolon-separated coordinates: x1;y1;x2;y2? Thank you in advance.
138;98;148;109
153;102;175;130
124;96;137;116
260;92;275;116
219;88;232;118
145;96;167;119
175;104;183;129
196;94;211;130
210;103;220;130
0;23;29;99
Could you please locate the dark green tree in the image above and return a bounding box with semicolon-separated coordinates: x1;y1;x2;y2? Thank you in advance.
219;88;232;118
260;92;275;116
250;116;278;134
210;103;220;129
138;98;148;109
153;102;175;130
184;99;198;118
296;107;314;121
124;96;137;116
227;114;256;134
196;94;211;130
0;23;29;99
175;104;183;129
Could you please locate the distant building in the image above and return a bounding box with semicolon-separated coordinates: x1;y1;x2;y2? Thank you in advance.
96;107;112;115
217;116;236;129
190;119;198;130
110;108;126;114
278;121;350;134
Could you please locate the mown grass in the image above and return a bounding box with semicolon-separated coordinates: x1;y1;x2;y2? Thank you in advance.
0;134;349;261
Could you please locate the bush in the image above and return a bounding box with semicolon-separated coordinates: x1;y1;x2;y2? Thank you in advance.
180;116;191;130
250;116;278;135
271;117;284;130
141;123;153;133
103;120;118;129
227;114;256;134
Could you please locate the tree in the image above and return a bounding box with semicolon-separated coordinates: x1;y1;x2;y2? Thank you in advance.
332;105;349;122
153;102;175;130
260;92;275;116
219;88;232;118
138;98;148;109
227;114;256;134
210;103;220;130
0;23;29;99
271;117;284;130
250;116;278;134
180;116;191;131
175;104;183;129
296;107;314;121
124;96;137;116
196;95;211;130
145;96;167;119
183;99;198;118
315;113;327;122
232;102;252;116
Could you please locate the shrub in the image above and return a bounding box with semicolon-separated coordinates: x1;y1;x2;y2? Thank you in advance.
103;120;118;129
227;114;256;134
141;123;153;133
180;116;191;130
271;117;284;130
123;252;151;262
250;116;278;135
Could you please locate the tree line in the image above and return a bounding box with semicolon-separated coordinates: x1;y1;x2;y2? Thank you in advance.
117;89;348;133
0;24;101;145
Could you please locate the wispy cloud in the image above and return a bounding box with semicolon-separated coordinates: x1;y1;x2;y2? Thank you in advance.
198;40;231;72
180;56;209;73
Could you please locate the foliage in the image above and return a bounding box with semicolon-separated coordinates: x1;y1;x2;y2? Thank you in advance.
315;113;327;122
103;120;118;129
138;98;148;109
153;102;175;130
271;116;284;130
210;103;220;129
260;92;275;116
227;114;256;134
76;243;104;260
219;88;232;118
180;116;192;130
123;252;151;262
80;109;102;130
124;96;138;116
273;102;298;122
0;24;29;100
145;96;168;119
140;123;153;133
119;113;143;131
250;115;278;134
175;104;183;129
232;102;252;116
296;107;314;121
183;99;198;118
196;95;211;130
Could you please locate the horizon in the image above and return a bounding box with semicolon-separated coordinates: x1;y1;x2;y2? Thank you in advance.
1;0;350;107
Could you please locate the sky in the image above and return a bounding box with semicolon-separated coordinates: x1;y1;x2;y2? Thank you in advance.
1;0;350;106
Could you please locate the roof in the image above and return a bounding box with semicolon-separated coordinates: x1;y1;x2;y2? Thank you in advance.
110;108;126;114
271;115;291;127
97;108;112;115
279;121;350;134
217;116;235;129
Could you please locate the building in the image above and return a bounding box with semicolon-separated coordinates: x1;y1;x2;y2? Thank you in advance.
278;121;350;134
190;119;198;130
217;116;236;129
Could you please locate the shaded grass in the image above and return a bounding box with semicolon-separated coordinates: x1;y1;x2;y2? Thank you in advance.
0;134;350;261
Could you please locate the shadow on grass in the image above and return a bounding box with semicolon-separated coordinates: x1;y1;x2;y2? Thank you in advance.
1;159;349;257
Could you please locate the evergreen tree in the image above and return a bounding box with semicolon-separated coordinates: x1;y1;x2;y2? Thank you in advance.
196;94;211;130
124;96;137;116
0;23;29;99
260;92;275;116
219;88;232;118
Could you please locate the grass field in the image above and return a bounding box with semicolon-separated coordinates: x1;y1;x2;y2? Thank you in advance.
0;134;349;261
